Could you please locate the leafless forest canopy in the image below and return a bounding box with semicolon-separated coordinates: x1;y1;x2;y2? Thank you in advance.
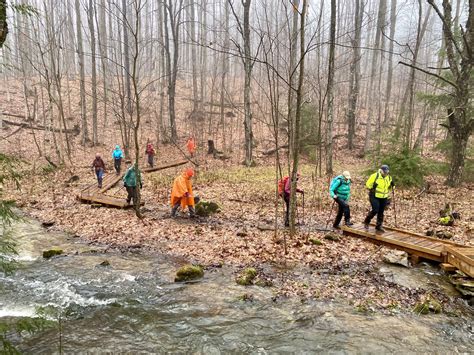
1;0;472;185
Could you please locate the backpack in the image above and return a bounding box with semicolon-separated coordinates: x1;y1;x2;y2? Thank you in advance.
278;176;289;196
329;176;342;192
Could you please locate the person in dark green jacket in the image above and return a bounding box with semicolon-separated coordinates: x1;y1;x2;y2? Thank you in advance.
123;161;142;206
329;171;353;229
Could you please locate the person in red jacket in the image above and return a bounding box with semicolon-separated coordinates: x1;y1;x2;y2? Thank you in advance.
91;153;106;188
145;142;156;168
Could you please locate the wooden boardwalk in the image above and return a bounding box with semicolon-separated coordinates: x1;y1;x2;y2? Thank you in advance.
78;159;188;208
342;223;474;277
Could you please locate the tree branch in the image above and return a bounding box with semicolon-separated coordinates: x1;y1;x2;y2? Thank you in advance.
398;61;458;89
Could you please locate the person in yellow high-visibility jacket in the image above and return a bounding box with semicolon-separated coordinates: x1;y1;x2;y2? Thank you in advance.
363;165;394;233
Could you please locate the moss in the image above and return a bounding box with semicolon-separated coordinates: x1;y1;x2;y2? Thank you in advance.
195;201;221;217
236;267;257;286
174;264;204;282
324;232;340;242
309;238;322;246
413;297;442;315
237;293;254;302
42;248;63;259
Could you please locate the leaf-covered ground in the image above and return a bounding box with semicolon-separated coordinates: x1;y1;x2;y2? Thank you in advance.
2;80;473;315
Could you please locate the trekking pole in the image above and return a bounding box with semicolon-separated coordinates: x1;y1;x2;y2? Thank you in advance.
392;187;397;227
302;193;305;225
325;199;336;229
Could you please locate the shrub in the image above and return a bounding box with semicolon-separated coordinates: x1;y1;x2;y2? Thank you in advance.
366;149;426;187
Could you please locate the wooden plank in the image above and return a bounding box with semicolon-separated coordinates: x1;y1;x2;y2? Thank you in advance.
344;228;441;256
447;254;474;278
440;263;457;272
142;160;188;173
446;247;474;266
381;225;467;247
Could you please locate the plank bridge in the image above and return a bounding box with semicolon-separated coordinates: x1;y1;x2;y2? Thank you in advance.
78;160;188;208
342;224;474;278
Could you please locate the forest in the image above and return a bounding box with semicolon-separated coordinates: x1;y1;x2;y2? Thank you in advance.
0;0;473;352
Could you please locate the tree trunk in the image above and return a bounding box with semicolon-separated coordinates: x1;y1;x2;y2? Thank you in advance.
363;0;386;155
242;0;254;166
346;0;363;150
325;0;336;175
289;0;307;236
383;0;397;125
75;0;88;144
88;0;98;145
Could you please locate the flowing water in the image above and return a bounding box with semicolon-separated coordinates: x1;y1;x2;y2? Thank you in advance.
1;219;473;353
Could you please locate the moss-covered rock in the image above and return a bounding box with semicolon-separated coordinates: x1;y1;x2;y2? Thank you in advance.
195;201;221;217
413;297;442;315
42;248;63;259
236;267;257;286
98;260;110;267
309;238;322;246
174;264;204;282
324;232;340;241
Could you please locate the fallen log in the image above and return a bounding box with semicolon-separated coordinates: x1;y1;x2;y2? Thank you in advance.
261;144;289;156
1;115;79;135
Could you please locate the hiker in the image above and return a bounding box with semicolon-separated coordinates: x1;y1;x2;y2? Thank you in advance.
329;171;353;229
279;173;304;227
364;164;394;233
91;153;106;188
123;160;142;206
186;136;196;157
112;145;124;174
170;167;195;218
145;141;156;168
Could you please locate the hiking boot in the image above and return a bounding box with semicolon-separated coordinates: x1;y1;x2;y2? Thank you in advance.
171;205;179;218
189;206;196;218
363;223;369;230
375;226;385;233
345;221;354;227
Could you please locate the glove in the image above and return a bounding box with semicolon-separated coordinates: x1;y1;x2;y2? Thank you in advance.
184;192;189;198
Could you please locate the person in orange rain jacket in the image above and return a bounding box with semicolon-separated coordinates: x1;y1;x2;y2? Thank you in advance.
170;168;195;218
186;136;196;157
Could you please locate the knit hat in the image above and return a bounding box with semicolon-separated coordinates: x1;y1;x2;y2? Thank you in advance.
381;165;389;173
185;168;194;178
342;171;351;180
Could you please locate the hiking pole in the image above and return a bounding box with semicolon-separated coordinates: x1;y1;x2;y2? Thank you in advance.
325;199;336;229
302;193;305;225
392;187;398;227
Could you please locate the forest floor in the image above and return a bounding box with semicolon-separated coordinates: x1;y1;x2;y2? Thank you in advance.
1;80;473;316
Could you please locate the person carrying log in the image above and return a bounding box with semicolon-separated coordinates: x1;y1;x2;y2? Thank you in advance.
91;153;106;188
186;136;196;157
145;141;156;168
329;171;354;229
170;167;195;218
364;164;394;233
278;173;304;227
112;145;124;174
123;160;142;206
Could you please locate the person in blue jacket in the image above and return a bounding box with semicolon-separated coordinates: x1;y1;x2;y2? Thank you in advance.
329;170;353;229
112;145;124;174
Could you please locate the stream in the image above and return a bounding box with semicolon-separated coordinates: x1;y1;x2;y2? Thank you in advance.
1;219;473;353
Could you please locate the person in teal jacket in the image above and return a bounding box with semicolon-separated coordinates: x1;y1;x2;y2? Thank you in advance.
112;145;124;174
123;161;142;206
329;170;353;229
